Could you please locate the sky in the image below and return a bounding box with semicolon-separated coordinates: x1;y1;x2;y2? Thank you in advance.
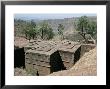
14;13;96;20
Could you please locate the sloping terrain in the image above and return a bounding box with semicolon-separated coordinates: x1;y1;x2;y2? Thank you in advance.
14;37;29;48
49;47;97;76
14;37;96;76
14;16;97;36
14;67;29;76
14;47;96;76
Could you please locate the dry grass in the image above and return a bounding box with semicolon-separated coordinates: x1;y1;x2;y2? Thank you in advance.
14;67;32;76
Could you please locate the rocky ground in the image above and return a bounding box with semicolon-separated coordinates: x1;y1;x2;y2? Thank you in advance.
14;47;96;76
49;47;97;76
14;67;30;76
14;37;29;48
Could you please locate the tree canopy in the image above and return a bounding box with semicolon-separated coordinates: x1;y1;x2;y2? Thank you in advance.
34;22;54;40
74;16;97;43
23;22;36;41
57;24;64;40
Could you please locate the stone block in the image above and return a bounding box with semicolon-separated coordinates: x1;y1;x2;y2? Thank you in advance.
63;61;74;70
80;44;96;57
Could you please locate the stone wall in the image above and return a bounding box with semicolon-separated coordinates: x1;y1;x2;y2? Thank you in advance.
50;51;66;72
25;50;50;76
58;40;81;69
24;40;63;75
80;44;96;57
23;40;96;76
25;50;66;75
59;45;81;70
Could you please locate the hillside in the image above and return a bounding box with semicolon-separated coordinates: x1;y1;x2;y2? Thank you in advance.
49;47;97;76
14;16;97;36
14;15;97;76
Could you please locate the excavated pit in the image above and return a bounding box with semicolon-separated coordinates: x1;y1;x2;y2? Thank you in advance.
14;47;25;68
14;40;96;76
50;51;66;73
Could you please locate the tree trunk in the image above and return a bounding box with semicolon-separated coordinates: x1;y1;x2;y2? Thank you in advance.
41;29;43;39
79;32;88;43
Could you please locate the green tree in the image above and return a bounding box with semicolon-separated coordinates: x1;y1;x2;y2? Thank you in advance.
77;16;88;39
34;22;54;40
40;22;48;39
33;25;41;39
74;16;90;43
57;24;64;40
46;27;54;40
23;22;36;41
14;19;27;37
74;16;97;43
30;20;36;28
87;21;97;38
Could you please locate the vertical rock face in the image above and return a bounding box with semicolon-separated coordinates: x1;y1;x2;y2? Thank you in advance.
25;50;51;76
80;44;96;57
14;47;25;68
50;51;66;73
49;47;97;76
58;40;81;69
24;40;83;76
14;39;96;76
24;40;61;75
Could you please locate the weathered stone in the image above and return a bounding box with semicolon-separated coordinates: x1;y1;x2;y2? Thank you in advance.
59;51;74;63
24;40;94;76
24;40;60;75
58;41;81;69
80;44;96;57
25;63;33;72
34;65;51;75
63;61;74;70
32;61;50;67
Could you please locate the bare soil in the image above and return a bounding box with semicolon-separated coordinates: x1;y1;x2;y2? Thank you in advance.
14;37;29;48
14;37;96;76
49;47;97;76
